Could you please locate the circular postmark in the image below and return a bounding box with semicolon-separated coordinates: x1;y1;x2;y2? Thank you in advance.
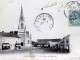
64;1;80;26
34;13;54;32
64;1;80;18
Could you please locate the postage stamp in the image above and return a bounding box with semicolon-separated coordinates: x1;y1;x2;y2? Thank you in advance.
64;1;80;26
69;10;80;26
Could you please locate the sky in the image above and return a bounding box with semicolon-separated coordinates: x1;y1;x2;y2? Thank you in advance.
0;0;80;41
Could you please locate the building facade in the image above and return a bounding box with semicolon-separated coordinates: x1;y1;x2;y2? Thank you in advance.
0;31;22;50
34;35;70;53
18;6;31;47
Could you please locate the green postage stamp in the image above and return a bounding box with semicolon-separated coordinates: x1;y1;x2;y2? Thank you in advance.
69;10;80;26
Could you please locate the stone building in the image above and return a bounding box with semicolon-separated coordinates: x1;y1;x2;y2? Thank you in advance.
18;6;31;47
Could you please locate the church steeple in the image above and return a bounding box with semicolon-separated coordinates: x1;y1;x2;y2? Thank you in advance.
18;5;31;47
18;5;26;30
20;5;24;21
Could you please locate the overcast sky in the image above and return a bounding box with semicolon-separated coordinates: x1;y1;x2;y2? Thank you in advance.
0;0;80;41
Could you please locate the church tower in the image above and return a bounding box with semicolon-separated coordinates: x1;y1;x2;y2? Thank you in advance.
18;6;26;46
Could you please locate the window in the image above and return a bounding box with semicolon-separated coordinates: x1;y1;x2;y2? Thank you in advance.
66;46;69;49
28;40;29;44
66;41;68;43
21;23;23;29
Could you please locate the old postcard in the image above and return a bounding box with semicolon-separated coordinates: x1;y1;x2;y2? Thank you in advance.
0;0;80;60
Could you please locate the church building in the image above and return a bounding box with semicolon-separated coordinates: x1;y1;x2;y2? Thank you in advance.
18;6;31;47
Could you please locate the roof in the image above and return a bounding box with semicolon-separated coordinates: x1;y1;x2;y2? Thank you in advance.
38;39;61;42
0;32;20;38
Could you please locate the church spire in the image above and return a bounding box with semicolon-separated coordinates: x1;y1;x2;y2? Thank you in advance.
20;5;24;21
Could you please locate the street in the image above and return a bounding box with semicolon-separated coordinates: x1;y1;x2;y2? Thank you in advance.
0;47;31;55
0;46;71;60
31;47;53;53
0;46;70;55
0;47;53;55
0;47;53;59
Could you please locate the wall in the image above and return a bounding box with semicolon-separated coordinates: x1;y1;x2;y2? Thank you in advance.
1;37;22;50
25;37;31;47
0;36;2;50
